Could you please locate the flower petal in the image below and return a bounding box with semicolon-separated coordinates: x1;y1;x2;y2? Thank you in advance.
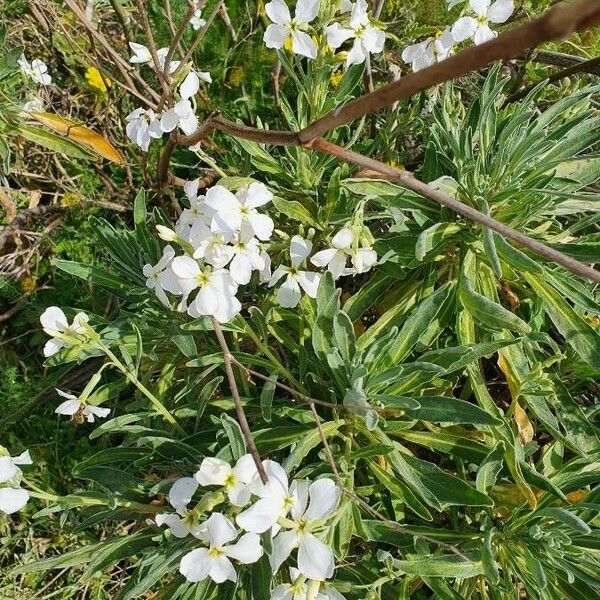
180;71;200;99
172;255;201;279
197;512;238;547
224;532;263;563
278;277;302;308
451;16;478;42
243;182;273;208
470;0;491;17
169;477;198;512
43;338;65;357
265;0;291;25
361;25;385;54
40;306;68;335
264;24;290;50
236;496;281;533
290;235;312;266
291;31;317;59
55;399;82;416
487;0;513;23
474;24;496;45
195;457;231;487
331;228;353;249
179;548;211;582
296;271;320;298
294;0;319;24
209;555;237;583
297;532;335;580
269;530;299;573
156;513;190;538
304;478;341;521
326;23;354;49
248;212;274;241
0;457;18;483
0;487;29;514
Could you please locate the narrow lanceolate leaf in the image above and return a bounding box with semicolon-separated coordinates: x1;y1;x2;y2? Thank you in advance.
476;442;505;494
371;282;455;372
460;278;531;334
16;125;91;159
29;111;125;164
535;507;592;534
403;396;501;425
524;272;600;370
391;554;484;578
415;222;462;261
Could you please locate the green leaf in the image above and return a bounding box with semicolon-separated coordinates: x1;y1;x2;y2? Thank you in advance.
333;311;356;362
272;196;318;227
525;272;600;370
404;396;500;425
476;442;505;494
259;373;277;423
415;222;462;261
53;259;130;294
392;554;484;578
460;278;531;334
15;125;92;159
535;507;592;534
220;414;246;459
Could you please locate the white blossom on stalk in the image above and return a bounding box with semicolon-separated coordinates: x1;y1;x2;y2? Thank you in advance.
40;306;90;357
270;479;340;580
195;454;257;507
0;450;32;515
402;28;454;72
191;223;235;269
156;477;202;538
268;236;320;309
179;512;263;583
326;0;385;66
310;228;377;279
128;43;181;73
451;0;514;45
171;255;241;323
160;99;198;136
228;233;266;285
190;8;207;30
125;108;163;152
143;245;183;308
55;389;110;423
263;0;320;60
18;55;52;85
236;460;301;533
204;183;275;241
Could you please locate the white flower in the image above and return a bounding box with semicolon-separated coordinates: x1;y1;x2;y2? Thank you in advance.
0;450;32;515
191;223;235;268
451;0;514;45
143;245;183;308
179;513;263;583
18;55;52;85
204;183;274;241
259;247;272;283
156;477;202;538
326;0;385;66
190;8;207;30
195;454;257;506
126;107;163;151
23;97;44;113
310;228;377;279
402;28;455;72
171;255;241;323
270;478;340;580
229;234;266;285
263;0;320;59
40;306;90;357
55;389;110;423
269;236;320;308
236;460;300;533
179;70;212;99
160;99;198;136
128;43;181;73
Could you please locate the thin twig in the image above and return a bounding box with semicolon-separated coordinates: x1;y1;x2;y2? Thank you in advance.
297;0;600;142
211;317;268;484
172;0;225;79
508;55;600;102
534;50;600;75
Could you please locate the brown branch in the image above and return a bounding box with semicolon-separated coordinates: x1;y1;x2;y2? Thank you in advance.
179;112;600;284
297;0;600;143
211;317;268;484
509;55;600;102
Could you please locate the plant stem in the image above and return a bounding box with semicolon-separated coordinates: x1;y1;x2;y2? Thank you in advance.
211;317;268;484
97;341;185;435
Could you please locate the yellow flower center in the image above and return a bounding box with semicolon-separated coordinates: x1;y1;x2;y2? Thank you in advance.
208;547;224;558
224;473;236;488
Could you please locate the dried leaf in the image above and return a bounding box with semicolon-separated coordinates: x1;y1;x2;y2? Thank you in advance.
514;401;534;444
29;112;125;164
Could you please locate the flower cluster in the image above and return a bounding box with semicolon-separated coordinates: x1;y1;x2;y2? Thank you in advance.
155;454;345;597
125;43;211;151
402;0;514;72
0;448;33;515
143;180;377;317
264;0;385;66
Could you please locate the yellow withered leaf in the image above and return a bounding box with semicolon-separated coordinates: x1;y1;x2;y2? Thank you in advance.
514;401;534;444
29;112;125;165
